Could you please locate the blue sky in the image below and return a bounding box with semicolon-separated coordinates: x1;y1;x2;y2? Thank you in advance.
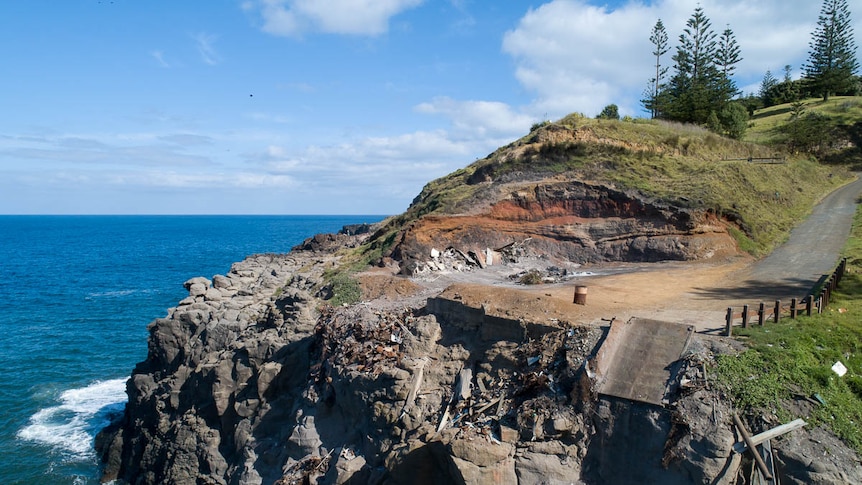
0;0;857;214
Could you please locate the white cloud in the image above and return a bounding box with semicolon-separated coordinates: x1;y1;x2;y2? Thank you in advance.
192;32;221;65
158;134;214;146
150;50;170;68
0;132;215;168
247;0;425;37
415;97;536;139
501;0;855;117
135;171;297;189
249;129;489;200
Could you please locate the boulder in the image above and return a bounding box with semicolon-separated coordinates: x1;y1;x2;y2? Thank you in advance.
212;274;231;289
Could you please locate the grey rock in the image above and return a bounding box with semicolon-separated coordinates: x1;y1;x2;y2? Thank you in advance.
212;274;231;289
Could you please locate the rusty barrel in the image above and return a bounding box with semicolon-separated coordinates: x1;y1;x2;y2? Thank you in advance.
573;285;588;305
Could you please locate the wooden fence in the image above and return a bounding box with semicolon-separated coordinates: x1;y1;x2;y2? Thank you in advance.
724;257;848;336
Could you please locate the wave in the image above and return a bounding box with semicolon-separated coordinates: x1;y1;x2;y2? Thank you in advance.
18;378;127;459
86;288;153;299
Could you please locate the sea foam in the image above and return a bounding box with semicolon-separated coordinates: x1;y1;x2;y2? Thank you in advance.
18;378;127;459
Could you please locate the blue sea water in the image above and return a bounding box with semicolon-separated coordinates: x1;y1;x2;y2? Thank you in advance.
0;215;383;485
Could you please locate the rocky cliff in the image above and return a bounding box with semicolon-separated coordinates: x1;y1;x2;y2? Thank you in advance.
96;227;862;484
98;237;744;484
97;118;861;484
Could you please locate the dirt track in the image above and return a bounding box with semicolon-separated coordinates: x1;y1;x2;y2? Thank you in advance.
360;176;862;334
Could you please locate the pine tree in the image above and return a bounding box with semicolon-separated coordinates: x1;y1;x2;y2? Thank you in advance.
715;27;742;100
804;0;859;101
760;70;778;104
666;7;722;123
783;64;793;83
642;19;670;118
716;27;742;79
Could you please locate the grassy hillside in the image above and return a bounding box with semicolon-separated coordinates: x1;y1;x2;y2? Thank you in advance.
362;114;852;263
746;96;862;143
745;96;862;167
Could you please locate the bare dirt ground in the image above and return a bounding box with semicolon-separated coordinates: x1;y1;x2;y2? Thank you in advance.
359;254;759;335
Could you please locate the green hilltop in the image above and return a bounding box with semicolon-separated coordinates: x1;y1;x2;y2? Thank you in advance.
360;97;859;265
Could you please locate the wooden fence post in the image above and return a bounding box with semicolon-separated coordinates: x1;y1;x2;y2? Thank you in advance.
818;294;824;314
774;300;781;324
726;308;733;336
791;298;798;319
806;295;813;317
742;304;749;328
838;257;846;284
758;302;766;326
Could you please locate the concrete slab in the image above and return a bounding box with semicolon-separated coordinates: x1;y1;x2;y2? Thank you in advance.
594;317;694;406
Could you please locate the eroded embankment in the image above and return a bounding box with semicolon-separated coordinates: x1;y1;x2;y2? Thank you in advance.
389;180;738;275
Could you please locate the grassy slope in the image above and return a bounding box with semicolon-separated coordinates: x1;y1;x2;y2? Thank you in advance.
746;96;862;145
711;97;862;452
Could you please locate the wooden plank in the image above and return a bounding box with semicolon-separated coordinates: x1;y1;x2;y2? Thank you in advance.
750;439;777;485
734;418;807;453
734;413;773;481
597;318;695;406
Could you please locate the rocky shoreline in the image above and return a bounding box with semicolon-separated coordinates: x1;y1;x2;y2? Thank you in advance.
97;225;862;484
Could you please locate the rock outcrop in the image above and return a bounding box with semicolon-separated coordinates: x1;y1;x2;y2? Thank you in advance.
388;180;737;276
97;223;862;484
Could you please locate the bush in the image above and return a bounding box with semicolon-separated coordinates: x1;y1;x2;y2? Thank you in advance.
597;104;620;120
780;112;833;154
327;272;361;306
719;103;749;139
530;120;550;132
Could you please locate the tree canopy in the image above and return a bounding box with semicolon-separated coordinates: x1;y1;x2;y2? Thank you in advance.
804;0;859;101
643;7;746;137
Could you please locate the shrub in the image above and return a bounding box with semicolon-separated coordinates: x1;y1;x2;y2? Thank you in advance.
719;103;749;139
597;104;620;120
327;272;361;306
780;112;833;154
530;120;550;132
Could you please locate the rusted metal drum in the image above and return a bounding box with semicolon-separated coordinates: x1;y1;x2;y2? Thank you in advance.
574;285;588;305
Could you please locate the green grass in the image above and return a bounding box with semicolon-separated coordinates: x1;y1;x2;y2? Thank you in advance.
746;96;862;145
714;204;862;452
323;271;362;307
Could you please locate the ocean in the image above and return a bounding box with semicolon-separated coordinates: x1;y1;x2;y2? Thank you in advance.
0;215;383;485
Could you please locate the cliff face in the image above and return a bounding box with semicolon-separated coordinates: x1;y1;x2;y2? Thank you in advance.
98;226;862;485
97;243;740;485
96;180;739;485
390;180;737;275
97;118;862;484
97;253;326;484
